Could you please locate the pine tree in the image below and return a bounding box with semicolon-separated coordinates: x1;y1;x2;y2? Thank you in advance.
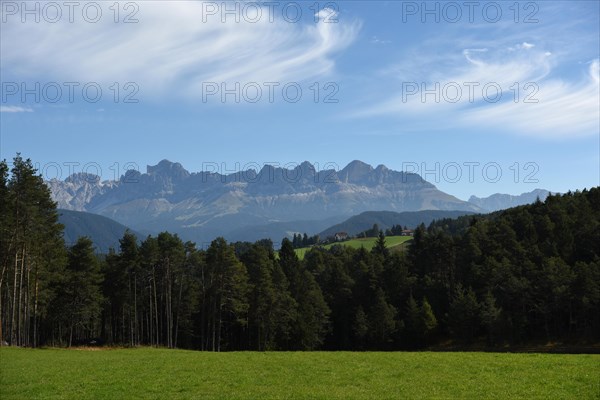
0;160;10;345
279;238;329;349
139;236;161;347
353;306;368;348
448;285;480;344
402;295;421;348
1;155;66;347
419;297;438;340
120;231;140;346
279;238;301;288
243;244;278;350
61;237;103;346
269;257;297;349
480;291;501;345
368;288;396;347
205;237;249;351
368;224;380;238
102;248;126;344
372;230;388;258
295;268;330;350
157;232;186;349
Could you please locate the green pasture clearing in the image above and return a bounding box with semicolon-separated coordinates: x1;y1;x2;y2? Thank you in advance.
292;235;413;259
1;347;598;399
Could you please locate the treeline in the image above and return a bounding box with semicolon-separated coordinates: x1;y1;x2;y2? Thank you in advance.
1;155;598;350
357;223;410;238
291;233;320;248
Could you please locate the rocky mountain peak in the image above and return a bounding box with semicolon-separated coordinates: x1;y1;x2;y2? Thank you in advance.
147;159;190;180
64;172;101;185
299;161;316;172
340;160;374;183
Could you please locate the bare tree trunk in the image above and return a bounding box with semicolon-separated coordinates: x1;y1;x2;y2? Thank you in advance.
0;282;3;346
174;272;183;348
17;247;25;346
169;274;173;348
0;249;9;345
10;249;19;345
24;256;30;346
33;265;39;348
134;273;137;346
216;299;223;352
200;268;205;351
122;307;125;344
153;269;159;346
129;274;133;347
149;284;153;346
0;283;4;346
165;259;170;348
211;296;217;352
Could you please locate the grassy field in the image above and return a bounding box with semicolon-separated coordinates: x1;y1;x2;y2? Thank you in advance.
1;348;598;399
293;235;413;259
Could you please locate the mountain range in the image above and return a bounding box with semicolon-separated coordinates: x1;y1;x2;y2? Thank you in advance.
48;159;482;243
468;189;551;212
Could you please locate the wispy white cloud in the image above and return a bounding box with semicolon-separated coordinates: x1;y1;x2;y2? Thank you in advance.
314;7;338;23
0;106;33;113
370;36;391;44
0;2;360;101
519;42;535;50
360;44;552;113
463;59;599;138
348;1;600;140
356;39;598;138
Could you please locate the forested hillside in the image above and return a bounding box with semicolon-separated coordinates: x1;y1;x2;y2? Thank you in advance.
59;209;141;252
1;156;598;350
319;210;476;238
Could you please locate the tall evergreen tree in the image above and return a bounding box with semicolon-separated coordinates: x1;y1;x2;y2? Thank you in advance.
205;237;249;351
353;305;368;348
368;288;396;347
402;294;422;348
0;155;66;347
59;237;103;346
480;291;501;345
419;297;438;342
372;230;389;258
447;286;480;344
243;244;280;350
279;238;330;349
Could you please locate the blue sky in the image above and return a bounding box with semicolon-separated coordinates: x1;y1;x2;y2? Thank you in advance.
1;0;599;200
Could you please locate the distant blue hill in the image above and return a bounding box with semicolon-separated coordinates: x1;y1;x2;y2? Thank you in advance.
58;209;142;253
319;210;477;238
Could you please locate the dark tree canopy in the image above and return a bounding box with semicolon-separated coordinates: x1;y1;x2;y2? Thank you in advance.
1;154;599;350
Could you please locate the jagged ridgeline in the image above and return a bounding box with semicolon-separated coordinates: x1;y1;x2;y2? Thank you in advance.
1;155;599;350
48;159;482;244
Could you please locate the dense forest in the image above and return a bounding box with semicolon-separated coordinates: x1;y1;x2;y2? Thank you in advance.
1;156;598;350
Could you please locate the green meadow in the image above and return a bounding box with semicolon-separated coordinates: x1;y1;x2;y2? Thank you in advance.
293;235;413;259
1;347;598;399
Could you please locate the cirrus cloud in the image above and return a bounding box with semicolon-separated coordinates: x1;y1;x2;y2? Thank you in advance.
355;41;598;139
0;1;360;101
0;106;33;113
